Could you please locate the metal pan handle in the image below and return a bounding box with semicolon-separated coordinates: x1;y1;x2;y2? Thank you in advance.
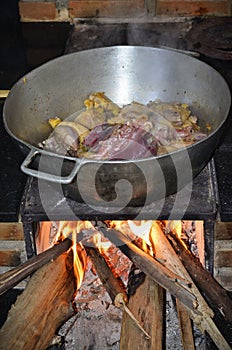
0;90;10;98
20;149;81;185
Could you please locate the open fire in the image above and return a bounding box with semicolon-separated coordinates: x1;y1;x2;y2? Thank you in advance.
33;220;230;349
0;220;232;350
35;220;202;300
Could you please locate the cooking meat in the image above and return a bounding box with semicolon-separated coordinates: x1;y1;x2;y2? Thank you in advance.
74;92;121;129
43;121;88;156
81;123;158;160
82;124;119;149
84;92;120;113
147;100;191;125
43;92;208;159
113;102;150;126
74;108;107;130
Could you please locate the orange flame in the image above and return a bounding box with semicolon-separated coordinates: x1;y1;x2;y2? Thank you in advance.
165;220;182;238
162;220;189;250
71;236;87;291
36;222;53;254
37;221;94;291
128;221;153;255
57;221;94;291
56;220;94;240
108;220;154;255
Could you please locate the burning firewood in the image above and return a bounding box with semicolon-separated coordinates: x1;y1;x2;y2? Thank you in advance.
86;244;151;339
86;245;128;306
99;222;232;350
99;225;198;312
3;219;230;350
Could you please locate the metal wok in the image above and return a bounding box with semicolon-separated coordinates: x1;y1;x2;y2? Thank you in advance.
3;46;231;207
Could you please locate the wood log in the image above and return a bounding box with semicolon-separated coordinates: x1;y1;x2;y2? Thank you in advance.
0;249;76;350
0;237;72;296
101;227;198;313
176;299;195;350
102;224;232;350
167;233;232;323
86;246;127;306
194;221;205;265
149;222;232;350
86;245;151;339
120;276;165;350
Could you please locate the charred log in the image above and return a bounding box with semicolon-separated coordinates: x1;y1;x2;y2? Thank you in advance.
100;224;231;350
86;245;128;306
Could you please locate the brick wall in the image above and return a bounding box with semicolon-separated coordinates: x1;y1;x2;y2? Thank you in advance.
18;0;231;21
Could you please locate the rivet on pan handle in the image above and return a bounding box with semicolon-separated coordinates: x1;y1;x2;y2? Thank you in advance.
20;149;82;185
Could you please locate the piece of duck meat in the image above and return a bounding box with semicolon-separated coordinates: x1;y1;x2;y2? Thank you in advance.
110;102;153;131
77;92;121;128
82;124;119;149
82;123;158;160
44;121;88;156
147;101;191;125
74;107;107;130
151;118;179;146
